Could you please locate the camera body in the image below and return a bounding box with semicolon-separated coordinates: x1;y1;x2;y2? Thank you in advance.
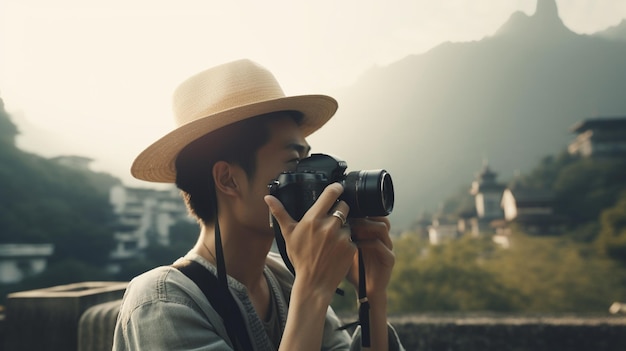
268;153;394;221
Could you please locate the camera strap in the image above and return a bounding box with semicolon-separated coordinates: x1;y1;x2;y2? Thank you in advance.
172;258;253;351
176;194;253;351
270;215;371;347
271;215;296;277
357;248;371;347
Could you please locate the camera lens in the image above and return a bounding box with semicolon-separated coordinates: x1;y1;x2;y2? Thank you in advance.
380;171;394;213
343;169;394;218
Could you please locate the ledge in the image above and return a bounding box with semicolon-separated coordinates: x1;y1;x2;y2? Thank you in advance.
3;281;127;351
2;283;626;351
387;313;626;351
7;281;127;298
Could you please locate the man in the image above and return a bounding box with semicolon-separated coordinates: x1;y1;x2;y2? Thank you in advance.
113;59;403;350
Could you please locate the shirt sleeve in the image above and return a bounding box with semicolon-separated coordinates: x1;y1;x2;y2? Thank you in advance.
112;266;235;351
113;298;232;351
321;306;353;350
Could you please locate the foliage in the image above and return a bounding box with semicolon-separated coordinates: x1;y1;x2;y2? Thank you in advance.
386;231;626;313
409;148;626;314
18;259;111;289
330;281;358;313
0;259;112;304
517;151;577;190
597;191;626;264
388;235;519;313
0;103;117;267
519;151;626;228
485;233;624;312
442;151;626;243
552;158;626;225
0;98;18;147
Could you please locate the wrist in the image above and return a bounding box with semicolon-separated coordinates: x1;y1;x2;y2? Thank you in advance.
292;276;335;308
362;289;387;304
281;278;334;350
361;291;387;319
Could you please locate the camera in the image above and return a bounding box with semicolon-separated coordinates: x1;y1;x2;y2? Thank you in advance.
268;153;394;220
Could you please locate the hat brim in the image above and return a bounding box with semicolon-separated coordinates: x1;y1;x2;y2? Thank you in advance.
131;94;338;183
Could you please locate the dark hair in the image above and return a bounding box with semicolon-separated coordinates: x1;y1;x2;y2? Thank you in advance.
175;111;303;225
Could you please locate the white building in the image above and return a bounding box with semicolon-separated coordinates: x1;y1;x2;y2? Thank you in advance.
466;161;506;235
568;117;626;158
49;155;94;171
0;244;54;284
500;183;562;235
108;184;193;271
428;217;460;245
470;161;505;221
501;187;554;221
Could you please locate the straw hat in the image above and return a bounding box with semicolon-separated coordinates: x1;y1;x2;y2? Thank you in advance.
131;59;338;183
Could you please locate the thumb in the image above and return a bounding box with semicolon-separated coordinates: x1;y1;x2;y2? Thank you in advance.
264;195;296;230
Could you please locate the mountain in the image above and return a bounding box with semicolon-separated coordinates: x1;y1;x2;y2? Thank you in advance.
312;0;626;229
0;97;118;263
0;98;19;147
593;19;626;42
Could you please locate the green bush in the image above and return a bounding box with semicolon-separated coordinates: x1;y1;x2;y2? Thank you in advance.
387;231;626;313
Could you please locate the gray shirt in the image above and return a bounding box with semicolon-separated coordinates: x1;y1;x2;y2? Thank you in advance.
113;252;403;350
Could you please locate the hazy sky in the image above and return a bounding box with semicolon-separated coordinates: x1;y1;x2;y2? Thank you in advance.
1;0;625;187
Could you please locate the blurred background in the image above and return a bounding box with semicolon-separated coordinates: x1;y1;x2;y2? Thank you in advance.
1;0;626;315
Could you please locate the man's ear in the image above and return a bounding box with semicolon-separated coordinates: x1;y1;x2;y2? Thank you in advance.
212;161;243;197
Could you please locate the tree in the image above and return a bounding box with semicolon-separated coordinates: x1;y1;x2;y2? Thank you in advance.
503;151;626;241
486;233;623;312
597;191;626;264
0;97;19;147
520;151;576;190
553;158;626;225
0;100;117;265
388;235;519;313
0;259;112;304
385;231;626;313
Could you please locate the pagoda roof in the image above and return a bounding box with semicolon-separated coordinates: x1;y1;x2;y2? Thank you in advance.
570;116;626;133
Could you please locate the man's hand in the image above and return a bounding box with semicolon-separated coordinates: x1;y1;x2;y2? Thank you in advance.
346;216;394;298
265;183;356;304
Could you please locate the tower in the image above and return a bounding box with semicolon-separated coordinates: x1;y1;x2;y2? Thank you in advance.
470;160;505;220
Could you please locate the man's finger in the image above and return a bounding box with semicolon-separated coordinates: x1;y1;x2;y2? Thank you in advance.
350;218;393;250
307;183;345;216
264;195;296;229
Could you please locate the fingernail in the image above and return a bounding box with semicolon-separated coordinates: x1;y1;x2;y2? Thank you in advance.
268;210;274;228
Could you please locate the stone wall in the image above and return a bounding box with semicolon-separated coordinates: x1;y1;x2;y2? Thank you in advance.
389;313;626;351
1;282;625;350
2;281;127;351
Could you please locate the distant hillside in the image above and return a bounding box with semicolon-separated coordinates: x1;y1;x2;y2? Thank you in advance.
594;19;626;42
313;0;626;229
0;97;118;264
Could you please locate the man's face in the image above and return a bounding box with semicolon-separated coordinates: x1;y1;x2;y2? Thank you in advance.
238;115;310;234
